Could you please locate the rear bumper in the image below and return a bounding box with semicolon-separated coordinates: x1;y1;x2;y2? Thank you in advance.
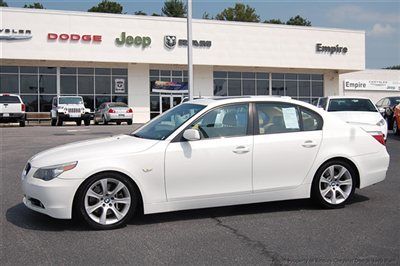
106;113;133;121
352;149;390;189
0;113;25;122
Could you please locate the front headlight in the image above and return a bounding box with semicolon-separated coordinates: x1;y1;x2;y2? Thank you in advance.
376;119;386;126
33;161;77;181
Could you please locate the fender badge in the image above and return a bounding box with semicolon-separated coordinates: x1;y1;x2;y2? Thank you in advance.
142;168;153;173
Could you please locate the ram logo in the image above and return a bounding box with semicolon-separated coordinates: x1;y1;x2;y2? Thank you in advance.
164;35;177;49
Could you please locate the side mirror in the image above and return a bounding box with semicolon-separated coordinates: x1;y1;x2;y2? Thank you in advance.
183;128;201;141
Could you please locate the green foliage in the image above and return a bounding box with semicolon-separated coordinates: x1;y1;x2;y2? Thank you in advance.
134;10;147;16
215;3;260;22
202;11;212;20
0;0;8;7
23;2;44;9
162;0;187;18
88;0;123;14
384;65;400;70
286;15;311;26
264;19;284;25
151;13;161;17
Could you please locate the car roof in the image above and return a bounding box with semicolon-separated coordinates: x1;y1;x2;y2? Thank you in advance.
0;93;20;97
185;96;322;112
326;96;372;100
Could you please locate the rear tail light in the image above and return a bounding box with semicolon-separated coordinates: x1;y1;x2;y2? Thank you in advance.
126;108;133;113
371;133;385;145
21;103;26;112
108;108;116;113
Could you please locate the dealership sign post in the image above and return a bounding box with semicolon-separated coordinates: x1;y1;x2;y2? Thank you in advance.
344;80;400;91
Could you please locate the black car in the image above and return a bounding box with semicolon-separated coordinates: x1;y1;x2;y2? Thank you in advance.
376;96;400;130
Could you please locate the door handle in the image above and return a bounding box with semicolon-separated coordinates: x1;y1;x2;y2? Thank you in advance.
233;146;250;154
302;140;318;148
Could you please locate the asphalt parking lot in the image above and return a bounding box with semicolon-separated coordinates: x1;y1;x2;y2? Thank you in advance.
1;124;399;265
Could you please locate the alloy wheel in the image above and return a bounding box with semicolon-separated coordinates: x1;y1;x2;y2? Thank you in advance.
319;165;353;205
84;178;131;225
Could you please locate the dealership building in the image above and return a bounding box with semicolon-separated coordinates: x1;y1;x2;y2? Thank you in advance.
1;8;399;123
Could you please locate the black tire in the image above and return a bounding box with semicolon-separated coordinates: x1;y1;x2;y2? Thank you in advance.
19;120;26;127
127;120;132;125
76;120;82;126
386;116;392;130
56;116;63;126
76;172;138;230
393;119;399;136
116;121;121;125
84;118;90;126
94;119;99;125
102;116;108;125
311;160;356;209
51;118;56;126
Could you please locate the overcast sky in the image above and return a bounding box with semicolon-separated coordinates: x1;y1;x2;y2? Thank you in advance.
4;0;400;69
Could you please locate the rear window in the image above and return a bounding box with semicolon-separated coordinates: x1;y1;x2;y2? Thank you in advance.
0;96;21;104
328;98;377;112
108;103;128;108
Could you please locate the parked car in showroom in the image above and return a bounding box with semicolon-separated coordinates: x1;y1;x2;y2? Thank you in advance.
94;102;133;125
21;96;389;230
316;96;387;141
50;96;91;126
375;96;400;130
0;93;26;127
392;103;400;135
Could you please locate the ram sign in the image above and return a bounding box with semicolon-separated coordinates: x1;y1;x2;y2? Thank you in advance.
344;80;400;91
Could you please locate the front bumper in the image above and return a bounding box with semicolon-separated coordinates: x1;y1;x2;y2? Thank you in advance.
58;113;91;121
21;168;83;219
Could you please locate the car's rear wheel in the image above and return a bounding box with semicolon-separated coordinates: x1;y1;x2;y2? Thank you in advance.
127;119;132;125
51;118;56;126
102;115;108;125
19;119;25;127
393;119;399;135
116;121;121;125
77;173;137;230
312;160;356;208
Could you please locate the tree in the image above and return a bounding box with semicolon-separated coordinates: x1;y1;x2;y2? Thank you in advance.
384;65;400;70
215;3;260;22
286;15;311;26
162;0;187;18
88;0;123;14
23;2;44;9
151;13;161;16
134;10;147;15
202;11;212;20
264;19;284;25
0;0;8;7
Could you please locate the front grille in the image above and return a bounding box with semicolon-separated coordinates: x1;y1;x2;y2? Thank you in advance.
68;108;81;113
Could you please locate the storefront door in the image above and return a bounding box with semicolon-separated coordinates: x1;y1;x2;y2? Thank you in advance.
160;95;183;114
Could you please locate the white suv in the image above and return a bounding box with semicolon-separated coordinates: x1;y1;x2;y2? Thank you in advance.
50;96;91;126
0;93;26;127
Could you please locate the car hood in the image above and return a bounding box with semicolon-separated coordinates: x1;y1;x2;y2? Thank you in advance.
29;134;159;168
330;111;382;125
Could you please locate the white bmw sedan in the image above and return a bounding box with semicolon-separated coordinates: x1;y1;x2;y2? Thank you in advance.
21;96;390;230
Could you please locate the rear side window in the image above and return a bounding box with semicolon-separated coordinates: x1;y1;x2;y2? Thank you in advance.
256;103;300;134
0;95;21;104
300;108;323;131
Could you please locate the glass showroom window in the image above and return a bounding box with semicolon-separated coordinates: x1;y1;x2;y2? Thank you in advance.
272;73;324;103
213;71;269;96
0;66;57;112
149;69;188;119
60;67;128;111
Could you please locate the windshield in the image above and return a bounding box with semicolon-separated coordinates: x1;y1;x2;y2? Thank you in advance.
328;98;377;112
59;97;83;105
391;97;400;105
133;103;206;140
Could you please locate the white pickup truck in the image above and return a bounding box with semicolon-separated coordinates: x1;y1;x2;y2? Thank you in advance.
50;96;91;126
0;94;26;127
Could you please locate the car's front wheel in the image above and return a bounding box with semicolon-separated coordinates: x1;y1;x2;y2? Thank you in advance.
77;173;137;230
311;160;356;208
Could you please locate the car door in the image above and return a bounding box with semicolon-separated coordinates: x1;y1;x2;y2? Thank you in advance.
165;103;253;200
253;102;323;191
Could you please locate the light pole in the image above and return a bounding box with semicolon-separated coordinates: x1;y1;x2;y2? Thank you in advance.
187;0;193;100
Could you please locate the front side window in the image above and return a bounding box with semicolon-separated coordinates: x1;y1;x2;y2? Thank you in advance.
256;103;300;134
328;98;377;112
190;104;249;139
133;103;205;140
